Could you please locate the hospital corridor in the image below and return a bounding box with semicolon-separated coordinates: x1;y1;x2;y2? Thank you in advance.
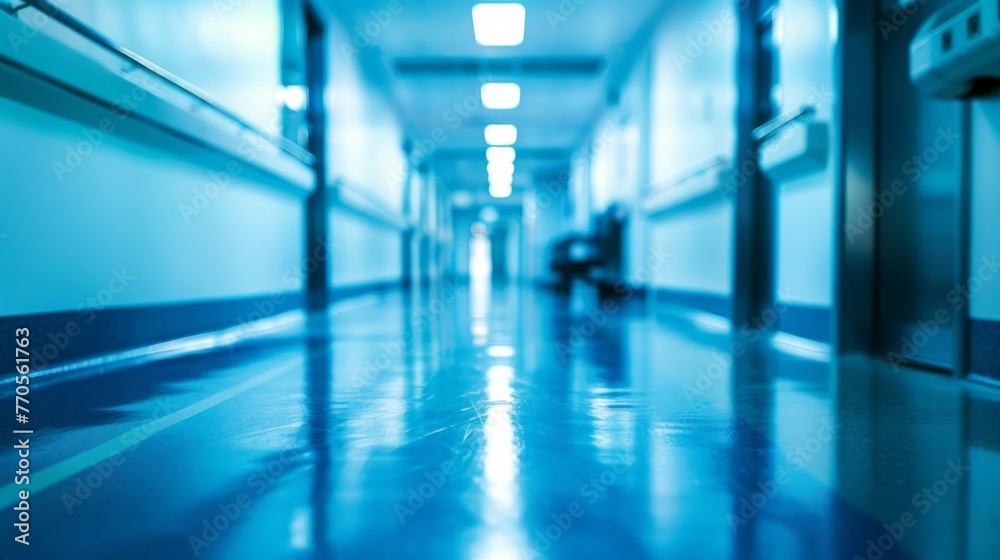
1;0;999;559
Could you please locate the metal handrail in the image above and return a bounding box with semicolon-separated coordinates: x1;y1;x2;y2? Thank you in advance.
752;104;816;143
331;179;412;230
643;154;727;197
19;0;314;165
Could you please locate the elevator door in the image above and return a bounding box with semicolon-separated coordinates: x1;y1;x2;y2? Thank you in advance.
875;0;964;370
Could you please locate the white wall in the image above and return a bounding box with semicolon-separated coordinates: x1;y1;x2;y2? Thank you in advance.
323;13;408;290
970;100;1000;321
645;0;738;297
0;98;305;316
0;5;306;317
769;0;837;308
55;0;284;134
524;186;572;284
589;121;622;214
328;209;403;287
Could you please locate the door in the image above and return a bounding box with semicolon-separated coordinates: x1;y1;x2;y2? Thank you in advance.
874;0;965;371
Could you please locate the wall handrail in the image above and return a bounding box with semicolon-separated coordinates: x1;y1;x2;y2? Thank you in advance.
642;154;731;217
19;0;314;166
331;178;412;231
658;154;727;192
752;104;817;144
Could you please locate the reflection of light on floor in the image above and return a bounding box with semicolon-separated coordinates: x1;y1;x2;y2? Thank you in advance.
371;378;406;447
470;223;492;345
471;322;490;346
588;392;636;464
336;378;407;519
650;442;683;539
469;362;527;557
471;533;525;560
486;345;515;358
470;222;493;284
290;507;310;550
772;384;833;485
470;281;490;345
685;310;731;333
487;365;514;402
483;404;518;490
771;332;831;361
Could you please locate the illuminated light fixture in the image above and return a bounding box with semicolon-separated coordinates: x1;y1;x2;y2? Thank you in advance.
481;82;521;109
489;182;513;199
489;173;513;187
472;3;526;46
489;172;513;187
484;124;518;146
489;173;513;199
487;161;515;176
276;84;308;111
486;146;516;163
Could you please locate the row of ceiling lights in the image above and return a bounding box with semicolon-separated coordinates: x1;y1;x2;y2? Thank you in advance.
472;3;526;199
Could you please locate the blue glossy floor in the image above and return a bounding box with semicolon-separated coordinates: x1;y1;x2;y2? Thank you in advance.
4;282;999;559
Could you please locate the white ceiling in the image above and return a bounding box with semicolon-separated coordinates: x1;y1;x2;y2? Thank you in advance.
327;0;666;196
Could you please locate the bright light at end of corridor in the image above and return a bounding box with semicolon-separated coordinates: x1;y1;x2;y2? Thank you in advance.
481;82;521;109
487;161;515;176
489;174;513;199
484;124;518;146
486;147;516;163
472;3;526;46
487;345;516;358
489;183;512;199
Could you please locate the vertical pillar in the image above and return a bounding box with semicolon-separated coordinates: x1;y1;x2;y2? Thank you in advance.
305;7;329;311
732;0;776;330
833;0;879;353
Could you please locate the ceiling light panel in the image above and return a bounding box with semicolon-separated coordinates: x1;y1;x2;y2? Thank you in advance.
484;124;518;146
472;3;526;47
486;147;516;163
481;83;521;109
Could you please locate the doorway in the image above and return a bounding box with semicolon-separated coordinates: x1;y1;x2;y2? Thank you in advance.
873;0;966;372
